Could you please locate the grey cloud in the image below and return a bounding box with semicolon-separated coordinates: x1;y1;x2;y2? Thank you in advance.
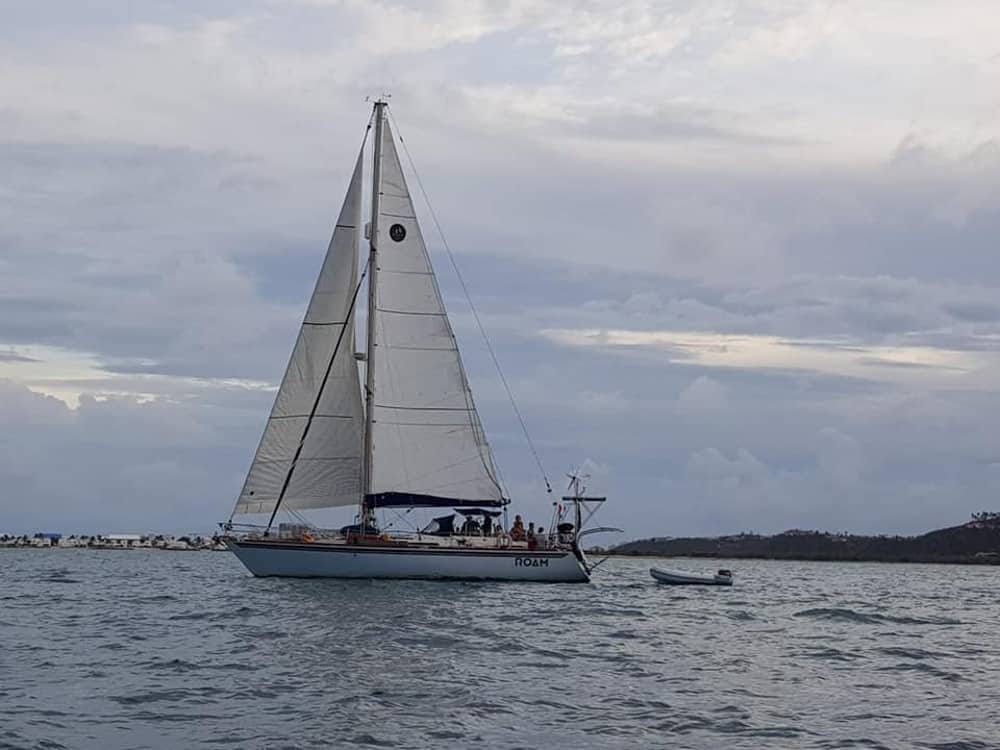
0;140;338;383
0;380;258;533
2;0;999;538
942;301;1000;323
853;356;956;371
566;104;808;146
0;351;39;363
451;254;1000;356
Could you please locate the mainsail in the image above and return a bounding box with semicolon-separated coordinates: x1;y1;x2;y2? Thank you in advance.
234;152;365;515
233;108;506;520
367;119;505;508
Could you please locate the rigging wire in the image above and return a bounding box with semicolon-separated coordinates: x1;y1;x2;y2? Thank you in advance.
387;110;554;498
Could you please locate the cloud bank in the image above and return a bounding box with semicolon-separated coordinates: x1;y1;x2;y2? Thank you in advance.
2;0;999;536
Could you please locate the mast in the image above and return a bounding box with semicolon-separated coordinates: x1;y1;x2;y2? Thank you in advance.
362;98;387;507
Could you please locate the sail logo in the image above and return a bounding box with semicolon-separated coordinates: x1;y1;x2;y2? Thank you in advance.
515;557;549;568
389;223;406;242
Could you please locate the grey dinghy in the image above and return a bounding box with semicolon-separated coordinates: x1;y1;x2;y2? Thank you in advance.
650;567;734;586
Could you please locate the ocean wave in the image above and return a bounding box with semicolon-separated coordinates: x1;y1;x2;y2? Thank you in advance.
794;607;961;626
3;553;997;749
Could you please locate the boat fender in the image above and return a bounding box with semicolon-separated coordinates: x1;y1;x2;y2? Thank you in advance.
302;532;314;544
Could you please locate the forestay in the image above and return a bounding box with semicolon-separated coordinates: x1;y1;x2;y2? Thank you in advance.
234;152;365;515
368;120;505;507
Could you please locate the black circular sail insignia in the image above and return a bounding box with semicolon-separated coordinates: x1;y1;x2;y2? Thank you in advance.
389;223;406;242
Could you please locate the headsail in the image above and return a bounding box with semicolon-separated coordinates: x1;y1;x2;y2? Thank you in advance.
234;151;365;515
367;119;505;508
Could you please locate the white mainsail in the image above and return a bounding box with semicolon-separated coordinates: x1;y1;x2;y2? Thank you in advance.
235;152;365;515
368;119;505;506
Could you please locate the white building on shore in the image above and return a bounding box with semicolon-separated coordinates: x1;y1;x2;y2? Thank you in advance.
0;533;226;551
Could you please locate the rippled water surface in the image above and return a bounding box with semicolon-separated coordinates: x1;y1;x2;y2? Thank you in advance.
3;551;999;749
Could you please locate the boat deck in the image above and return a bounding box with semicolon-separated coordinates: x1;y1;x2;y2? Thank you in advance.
232;532;567;554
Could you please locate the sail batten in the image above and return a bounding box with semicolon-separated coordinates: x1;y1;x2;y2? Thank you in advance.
369;119;505;505
233;151;365;516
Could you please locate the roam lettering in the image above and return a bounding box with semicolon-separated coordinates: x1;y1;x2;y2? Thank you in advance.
515;557;549;568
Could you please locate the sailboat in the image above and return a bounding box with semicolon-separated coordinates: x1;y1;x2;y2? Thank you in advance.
222;99;596;582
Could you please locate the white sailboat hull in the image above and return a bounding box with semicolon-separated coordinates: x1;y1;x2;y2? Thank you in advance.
227;539;591;583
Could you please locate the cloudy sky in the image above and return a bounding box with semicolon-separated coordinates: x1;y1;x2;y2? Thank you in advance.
3;0;1000;537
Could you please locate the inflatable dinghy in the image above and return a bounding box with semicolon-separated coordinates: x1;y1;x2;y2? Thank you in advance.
650;567;733;586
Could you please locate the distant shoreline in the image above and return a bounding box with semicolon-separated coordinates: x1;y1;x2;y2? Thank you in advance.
602;550;1000;566
603;515;1000;567
0;533;225;552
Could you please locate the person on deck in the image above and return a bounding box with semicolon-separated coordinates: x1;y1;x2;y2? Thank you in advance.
483;515;493;536
510;515;526;541
527;522;537;550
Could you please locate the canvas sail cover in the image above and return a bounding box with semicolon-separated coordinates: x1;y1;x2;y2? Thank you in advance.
368;120;505;507
234;153;365;515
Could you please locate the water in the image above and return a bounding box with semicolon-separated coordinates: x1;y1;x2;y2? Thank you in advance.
2;551;998;750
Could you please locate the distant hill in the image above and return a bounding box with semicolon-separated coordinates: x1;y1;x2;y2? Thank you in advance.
610;513;1000;564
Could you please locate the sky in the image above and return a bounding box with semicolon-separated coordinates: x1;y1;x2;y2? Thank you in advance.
2;0;1000;537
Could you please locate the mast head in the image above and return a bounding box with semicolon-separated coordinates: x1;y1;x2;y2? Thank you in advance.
366;92;392;109
566;469;591;498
